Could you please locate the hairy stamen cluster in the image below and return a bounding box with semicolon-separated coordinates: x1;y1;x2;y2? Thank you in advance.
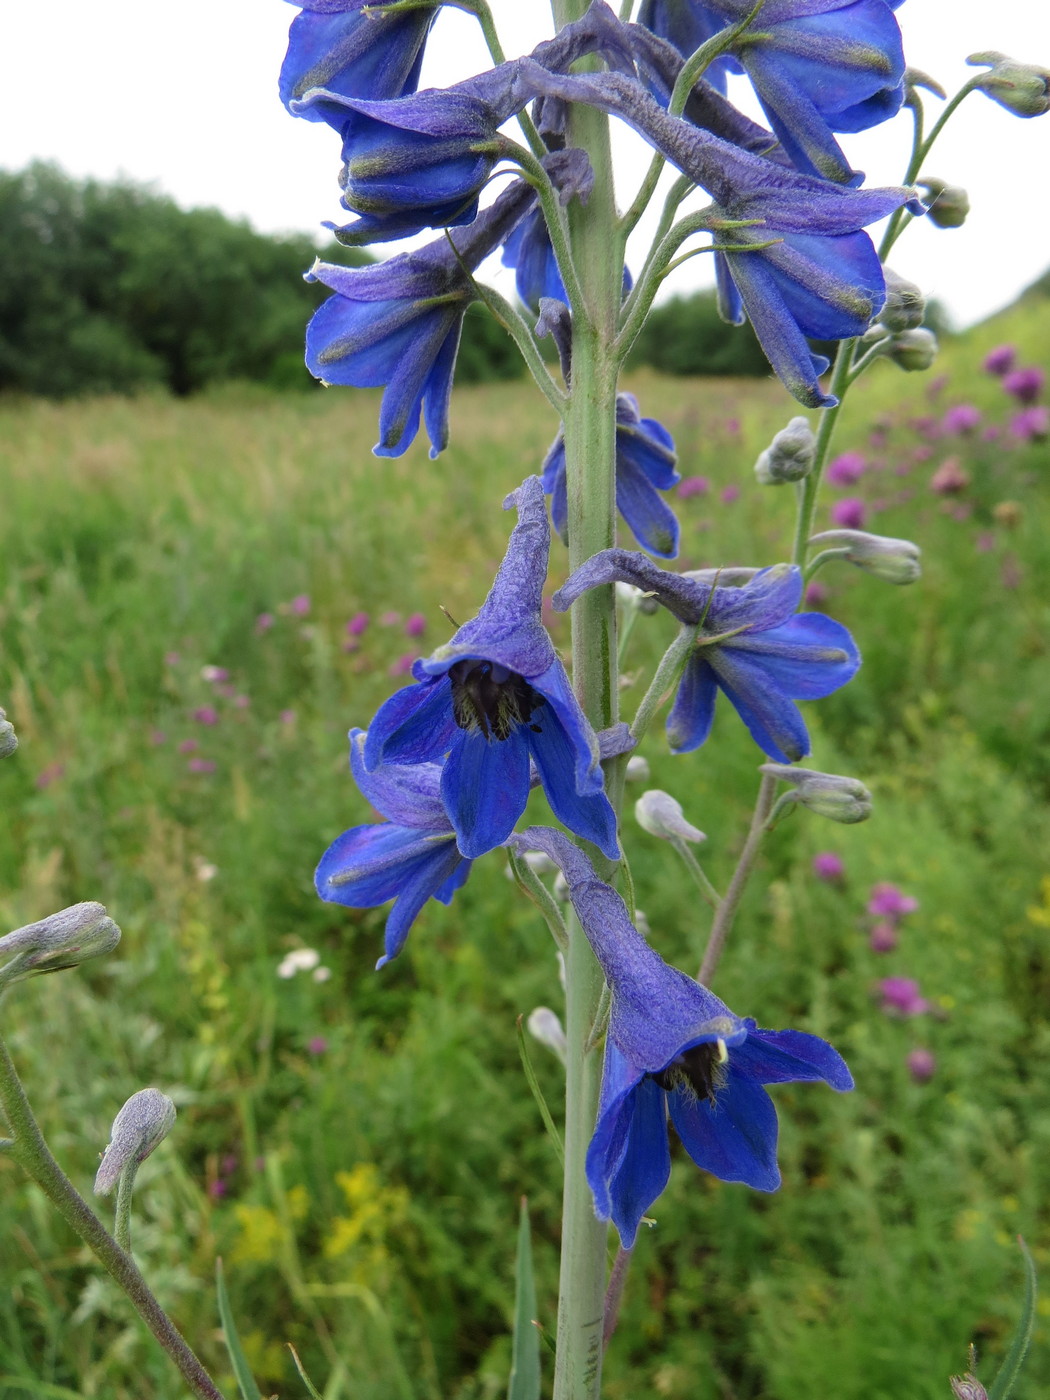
449;659;543;741
650;1038;729;1105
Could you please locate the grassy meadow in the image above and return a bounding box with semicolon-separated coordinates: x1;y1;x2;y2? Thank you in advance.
1;299;1049;1399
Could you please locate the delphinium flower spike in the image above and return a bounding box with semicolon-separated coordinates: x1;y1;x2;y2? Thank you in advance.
365;478;619;860
509;827;853;1247
315;731;472;968
554;551;859;762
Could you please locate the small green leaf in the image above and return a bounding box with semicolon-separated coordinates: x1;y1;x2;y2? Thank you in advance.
508;1198;541;1400
287;1343;326;1400
516;1016;564;1167
988;1236;1038;1400
215;1257;263;1400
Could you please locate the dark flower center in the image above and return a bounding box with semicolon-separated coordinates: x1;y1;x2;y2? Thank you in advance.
650;1040;728;1106
449;659;543;742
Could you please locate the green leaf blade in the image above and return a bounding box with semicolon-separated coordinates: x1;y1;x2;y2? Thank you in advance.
215;1257;264;1400
508;1198;541;1400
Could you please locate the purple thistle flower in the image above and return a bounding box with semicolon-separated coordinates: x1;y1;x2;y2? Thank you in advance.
543;394;680;558
826;450;866;486
867;882;918;921
316;730;472;967
678;474;709;500
188;758;217;775
720;483;740;505
256;612;275;633
554;551;859;764
193;706;219;726
830;497;867;529
306;180;536;458
290;594;311;617
812;850;845;882
804;580;829;607
983;344;1016;376
365;478;618;860
877;976;928;1017
511;827;852;1248
280;0;439;137
868;921;898;953
906;1047;936;1082
404;612;427;638
347;611;370;636
177;739;199;754
638;0;907;185
942;403;982;434
1010;405;1050;442
1002;366;1045;404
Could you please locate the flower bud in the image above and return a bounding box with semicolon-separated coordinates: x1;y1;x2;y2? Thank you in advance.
904;68;947;102
879;269;926;333
0;707;16;759
808;529;922;584
761;765;873;824
968;52;1050;118
94;1088;177;1195
625;754;651;784
918;177;969;229
635;790;706;843
754;416;816;485
0;903;121;987
527;1006;566;1063
883;328;938;372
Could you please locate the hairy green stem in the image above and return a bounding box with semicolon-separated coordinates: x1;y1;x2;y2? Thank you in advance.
0;1031;225;1400
698;773;777;985
790;341;855;570
630;624;699;744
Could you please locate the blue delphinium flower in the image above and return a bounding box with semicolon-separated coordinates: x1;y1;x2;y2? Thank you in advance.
554;551;859;762
280;0;440;137
637;0;906;184
305;178;535;457
315;731;470;968
517;60;921;406
510;827;853;1248
365;478;619;861
542;394;681;558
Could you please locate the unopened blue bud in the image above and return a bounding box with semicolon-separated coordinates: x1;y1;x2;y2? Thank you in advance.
883;327;938;371
754;416;816;485
879;269;926;332
808;529;922;584
94;1088;177;1196
0;707;16;759
919;177;969;229
0;903;121;987
635;790;705;843
968;52;1050;118
761;765;873;824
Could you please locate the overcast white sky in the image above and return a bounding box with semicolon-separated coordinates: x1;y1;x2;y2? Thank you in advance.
1;1;1048;326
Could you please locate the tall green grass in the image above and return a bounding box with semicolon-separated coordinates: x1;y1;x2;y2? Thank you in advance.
0;309;1048;1398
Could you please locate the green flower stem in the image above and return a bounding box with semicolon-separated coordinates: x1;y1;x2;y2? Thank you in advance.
790;340;855;570
113;1163;138;1252
548;3;625;1391
457;0;546;158
507;849;570;953
0;1031;225;1400
466;281;567;414
669;837;723;912
803;546;853;582
504;141;587;314
698;773;777;985
630;624;699;745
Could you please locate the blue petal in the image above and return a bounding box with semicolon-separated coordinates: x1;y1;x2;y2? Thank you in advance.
666;654;718;754
365;676;457;769
349;729;447;829
733;1027;854;1091
376;839;469;967
527;657;604;795
315;822;449;906
440;728;530;857
760;231;885;340
722;612;860;698
587;1040;643;1222
706;563;802;634
669;1075;781;1191
608;1076;672;1248
704;645;814;763
615;451;680;559
527;718;620;860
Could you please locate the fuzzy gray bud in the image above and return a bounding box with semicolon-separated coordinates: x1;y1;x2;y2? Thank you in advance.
949;1378;988;1400
625;754;651;784
808;529;922;584
968;52;1050;117
883;327;938;372
761;765;873;824
527;1007;567;1063
754;416;816;485
94;1088;177;1195
919;177;970;228
0;903;121;987
879;269;926;332
0;707;16;759
635;790;706;843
